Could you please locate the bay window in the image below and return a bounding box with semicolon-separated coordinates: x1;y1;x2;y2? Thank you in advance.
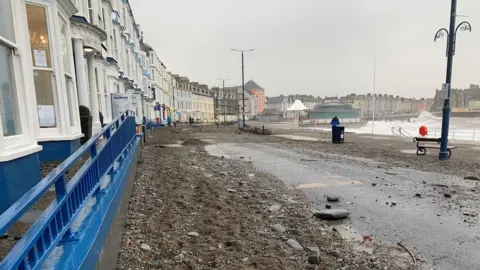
58;13;77;128
0;1;21;137
26;3;58;128
103;68;110;121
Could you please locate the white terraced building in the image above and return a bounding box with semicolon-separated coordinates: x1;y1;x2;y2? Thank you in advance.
0;0;181;214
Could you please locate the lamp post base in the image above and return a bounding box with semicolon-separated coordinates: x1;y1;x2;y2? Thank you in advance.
439;105;451;160
439;151;449;160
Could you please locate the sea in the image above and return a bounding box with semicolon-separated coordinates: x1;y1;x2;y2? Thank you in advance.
310;112;480;141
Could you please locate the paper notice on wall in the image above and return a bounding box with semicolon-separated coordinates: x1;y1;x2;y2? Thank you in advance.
130;93;143;124
33;50;48;67
38;105;56;127
111;93;132;118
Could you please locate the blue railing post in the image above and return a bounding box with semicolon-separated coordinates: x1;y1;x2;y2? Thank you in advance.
90;144;97;159
55;175;67;200
56;175;78;242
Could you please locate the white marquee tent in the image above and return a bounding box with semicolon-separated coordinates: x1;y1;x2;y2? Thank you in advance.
287;99;307;126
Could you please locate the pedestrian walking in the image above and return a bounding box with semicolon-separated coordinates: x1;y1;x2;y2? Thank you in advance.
330;116;340;127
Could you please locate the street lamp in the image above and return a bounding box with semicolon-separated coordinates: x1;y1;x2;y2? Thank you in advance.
231;49;255;127
372;57;376;135
217;78;229;124
434;0;471;160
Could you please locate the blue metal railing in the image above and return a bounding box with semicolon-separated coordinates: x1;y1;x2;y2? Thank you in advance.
0;110;137;269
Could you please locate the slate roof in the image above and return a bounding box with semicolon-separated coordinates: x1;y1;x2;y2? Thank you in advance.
266;95;286;104
259;108;281;115
244;80;264;91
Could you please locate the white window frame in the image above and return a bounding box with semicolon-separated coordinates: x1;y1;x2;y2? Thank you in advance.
26;0;64;138
57;11;80;131
103;67;110;122
0;1;42;161
112;28;118;60
87;0;95;24
101;6;107;31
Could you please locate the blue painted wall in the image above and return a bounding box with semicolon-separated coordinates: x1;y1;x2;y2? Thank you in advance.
38;139;81;162
0;153;41;215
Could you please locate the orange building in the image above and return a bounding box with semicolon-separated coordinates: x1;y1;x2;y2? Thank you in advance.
245;80;265;113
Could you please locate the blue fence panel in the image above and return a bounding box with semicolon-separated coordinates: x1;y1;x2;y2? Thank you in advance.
0;110;137;270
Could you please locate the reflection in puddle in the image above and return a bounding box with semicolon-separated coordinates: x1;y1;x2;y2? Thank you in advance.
334;225;375;254
400;149;417;154
204;144;231;159
272;135;322;141
360;136;391;140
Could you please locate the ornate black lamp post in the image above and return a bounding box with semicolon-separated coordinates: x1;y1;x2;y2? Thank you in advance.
434;0;471;160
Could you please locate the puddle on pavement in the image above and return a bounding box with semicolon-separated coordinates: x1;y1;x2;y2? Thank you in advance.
272;135;322;141
400;149;417;154
160;141;184;148
161;144;183;148
334;224;363;241
360;136;391;140
204;144;231;159
332;224;375;254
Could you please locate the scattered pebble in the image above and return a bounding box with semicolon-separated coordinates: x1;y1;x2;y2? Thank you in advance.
325;204;332;209
313;209;350;220
270;224;286;233
444;194;452;198
187;232;200;237
140;243;152;251
307;246;320;254
308;255;322;265
286;239;303;251
327;195;340;202
226;189;237;193
269;204;282;212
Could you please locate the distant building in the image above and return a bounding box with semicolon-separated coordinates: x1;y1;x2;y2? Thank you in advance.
265;95;288;117
341;94;428;117
214;86;239;122
432;84;480;111
306;101;358;120
257;109;283;122
243;89;259;117
244;80;265;113
266;94;321;119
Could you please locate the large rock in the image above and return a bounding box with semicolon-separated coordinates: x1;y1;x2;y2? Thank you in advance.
270;224;286;233
313;209;350;220
187;232;200;237
327;195;341;202
308;255;322;265
286;239;303;251
268;204;282;212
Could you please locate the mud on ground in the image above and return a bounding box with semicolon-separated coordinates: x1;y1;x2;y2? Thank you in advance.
116;126;418;270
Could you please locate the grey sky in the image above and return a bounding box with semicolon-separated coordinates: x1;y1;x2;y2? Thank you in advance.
130;0;480;99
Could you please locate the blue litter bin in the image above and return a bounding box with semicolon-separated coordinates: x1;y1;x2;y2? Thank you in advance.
332;126;345;143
